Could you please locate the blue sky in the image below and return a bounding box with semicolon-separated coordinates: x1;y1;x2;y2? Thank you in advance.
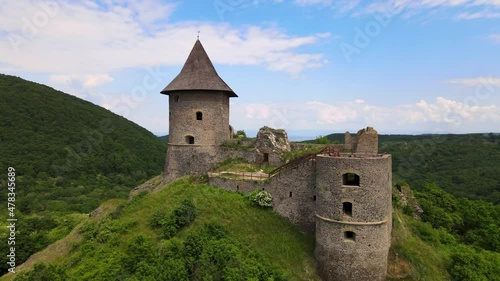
1;0;499;139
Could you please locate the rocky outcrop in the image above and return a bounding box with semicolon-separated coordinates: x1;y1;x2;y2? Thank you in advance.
255;126;291;165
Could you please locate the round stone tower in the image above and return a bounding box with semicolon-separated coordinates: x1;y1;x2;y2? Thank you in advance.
161;39;237;181
315;153;392;281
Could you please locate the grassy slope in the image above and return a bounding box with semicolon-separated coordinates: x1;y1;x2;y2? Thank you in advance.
2;177;459;281
388;209;450;281
3;178;320;281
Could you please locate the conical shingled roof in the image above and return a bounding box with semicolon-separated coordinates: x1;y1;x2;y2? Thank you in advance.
161;40;237;97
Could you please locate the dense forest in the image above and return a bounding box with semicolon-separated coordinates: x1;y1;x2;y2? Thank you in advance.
0;74;167;213
392;183;500;280
0;74;167;274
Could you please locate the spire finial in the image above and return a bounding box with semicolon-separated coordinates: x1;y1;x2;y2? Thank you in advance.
197;31;200;40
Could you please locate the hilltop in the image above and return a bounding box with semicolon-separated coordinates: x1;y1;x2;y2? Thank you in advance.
0;74;167;213
3;177;321;281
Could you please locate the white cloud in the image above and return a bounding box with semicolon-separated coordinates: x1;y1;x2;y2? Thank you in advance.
448;77;500;87
489;33;500;43
0;0;328;77
50;74;114;88
305;0;500;20
456;11;500;19
229;97;500;133
294;0;332;6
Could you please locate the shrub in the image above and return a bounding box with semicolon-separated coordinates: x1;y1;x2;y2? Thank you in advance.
402;204;414;216
14;263;68;281
150;200;197;239
233;130;247;139
315;135;330;144
247;190;273;208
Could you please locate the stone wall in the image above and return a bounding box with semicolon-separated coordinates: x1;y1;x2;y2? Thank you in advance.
355;127;378;154
208;159;317;234
342;127;379;154
209;176;264;194
344;132;354;151
164;144;222;182
268;160;317;233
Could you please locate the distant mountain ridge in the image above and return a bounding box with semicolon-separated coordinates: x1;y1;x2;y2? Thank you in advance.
159;135;169;143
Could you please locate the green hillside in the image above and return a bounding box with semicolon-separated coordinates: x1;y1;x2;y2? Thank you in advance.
0;74;167;213
4;177;320;281
6;177;499;281
159;135;169;143
0;74;167;274
380;134;500;204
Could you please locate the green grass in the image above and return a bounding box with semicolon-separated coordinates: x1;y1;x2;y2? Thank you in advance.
7;178;319;281
388;209;451;281
281;144;323;162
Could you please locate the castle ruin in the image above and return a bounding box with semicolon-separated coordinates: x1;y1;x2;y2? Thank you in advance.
160;39;392;281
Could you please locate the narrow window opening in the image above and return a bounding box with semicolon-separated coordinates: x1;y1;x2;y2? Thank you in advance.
185;135;194;144
263;153;269;163
342;173;360;186
313;195;317;201
236;185;239;191
344;231;356;241
343;202;353;217
196;111;203;120
289;192;292;198
175;96;180;102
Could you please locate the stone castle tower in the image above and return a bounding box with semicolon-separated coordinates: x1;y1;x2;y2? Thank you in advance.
161;39;237;182
315;153;392;280
160;40;391;281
